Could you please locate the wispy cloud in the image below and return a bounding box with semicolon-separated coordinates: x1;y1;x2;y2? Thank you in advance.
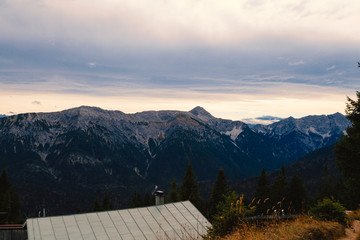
288;60;305;66
32;101;41;105
88;62;96;68
326;65;336;71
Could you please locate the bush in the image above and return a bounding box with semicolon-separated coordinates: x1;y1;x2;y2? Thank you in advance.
206;191;254;238
309;198;348;225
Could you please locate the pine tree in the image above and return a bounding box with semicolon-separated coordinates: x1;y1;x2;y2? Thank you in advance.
253;168;270;215
270;165;289;212
167;179;180;203
334;91;360;207
102;192;113;211
130;190;143;208
288;175;307;213
143;192;153;206
92;196;103;212
209;169;228;218
0;169;22;224
76;206;83;214
315;165;338;200
180;162;202;209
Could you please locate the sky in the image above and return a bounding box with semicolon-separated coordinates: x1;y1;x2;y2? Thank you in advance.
0;0;359;121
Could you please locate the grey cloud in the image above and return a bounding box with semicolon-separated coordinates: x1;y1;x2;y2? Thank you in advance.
326;65;336;71
32;101;41;105
288;60;305;66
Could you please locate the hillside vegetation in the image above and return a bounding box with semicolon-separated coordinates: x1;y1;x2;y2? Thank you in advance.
215;217;344;240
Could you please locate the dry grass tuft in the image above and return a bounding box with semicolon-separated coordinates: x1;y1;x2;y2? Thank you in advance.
356;232;360;240
348;209;360;222
217;216;345;240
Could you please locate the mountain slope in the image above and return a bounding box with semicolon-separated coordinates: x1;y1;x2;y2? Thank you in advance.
252;113;349;158
0;106;350;215
230;144;338;199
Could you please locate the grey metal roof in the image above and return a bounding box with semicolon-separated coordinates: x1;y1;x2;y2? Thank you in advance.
26;201;211;240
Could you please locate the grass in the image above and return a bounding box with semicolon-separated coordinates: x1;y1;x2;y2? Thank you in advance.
348;208;360;222
214;216;345;240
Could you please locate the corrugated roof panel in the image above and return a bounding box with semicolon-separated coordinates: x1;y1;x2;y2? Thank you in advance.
85;213;109;239
108;210;130;237
97;212;122;239
137;207;164;237
118;209;146;239
27;218;34;240
128;208;154;236
62;215;83;240
158;204;188;238
26;201;210;239
174;202;206;237
182;202;211;236
74;214;96;240
165;204;193;238
147;206;173;233
49;216;68;240
120;233;134;240
38;218;56;240
32;218;41;239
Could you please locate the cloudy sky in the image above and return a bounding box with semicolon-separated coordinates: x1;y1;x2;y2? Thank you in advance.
0;0;359;120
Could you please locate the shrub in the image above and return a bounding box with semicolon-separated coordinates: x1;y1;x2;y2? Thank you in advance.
309;197;348;225
206;191;254;238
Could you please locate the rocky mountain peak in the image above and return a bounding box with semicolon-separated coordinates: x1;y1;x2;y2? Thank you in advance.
189;106;214;122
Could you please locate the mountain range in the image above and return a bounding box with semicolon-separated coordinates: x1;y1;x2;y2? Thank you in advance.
0;106;350;215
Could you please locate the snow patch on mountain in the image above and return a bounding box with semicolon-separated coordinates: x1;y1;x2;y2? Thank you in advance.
223;126;243;141
134;167;145;179
307;127;331;139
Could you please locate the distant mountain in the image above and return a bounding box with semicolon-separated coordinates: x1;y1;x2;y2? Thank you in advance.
252;113;349;159
0;106;350;215
0;114;6;118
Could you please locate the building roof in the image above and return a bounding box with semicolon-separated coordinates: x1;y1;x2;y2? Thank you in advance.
26;201;211;240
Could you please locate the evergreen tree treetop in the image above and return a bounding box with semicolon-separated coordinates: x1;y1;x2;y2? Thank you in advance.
254;168;269;199
168;179;180;203
345;91;360;127
180;161;202;209
209;169;228;205
0;169;11;190
335;90;360;207
209;169;228;218
270;165;289;210
288;175;307;214
253;168;270;215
